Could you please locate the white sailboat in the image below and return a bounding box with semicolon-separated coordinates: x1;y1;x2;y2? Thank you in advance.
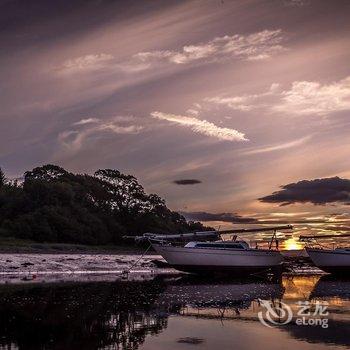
301;234;350;274
305;248;350;274
131;225;292;275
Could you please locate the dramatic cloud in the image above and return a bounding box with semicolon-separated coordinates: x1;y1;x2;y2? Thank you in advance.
151;111;248;142
181;212;350;229
2;0;350;227
60;54;114;73
173;179;202;185
259;177;350;206
207;77;350;116
134;29;285;66
181;211;258;223
58;116;143;151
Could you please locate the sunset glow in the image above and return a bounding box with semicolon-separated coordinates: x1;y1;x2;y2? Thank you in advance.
1;0;350;237
282;238;305;251
1;3;350;350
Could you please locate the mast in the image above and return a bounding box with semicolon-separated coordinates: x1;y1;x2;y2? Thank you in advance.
124;225;293;243
299;233;350;241
217;225;292;234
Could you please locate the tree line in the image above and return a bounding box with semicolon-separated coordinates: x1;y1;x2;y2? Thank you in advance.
0;165;209;245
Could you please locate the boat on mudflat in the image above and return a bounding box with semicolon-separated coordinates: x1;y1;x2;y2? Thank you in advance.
129;225;293;276
300;234;350;274
305;247;350;274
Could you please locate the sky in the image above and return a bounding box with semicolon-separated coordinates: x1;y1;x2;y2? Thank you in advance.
1;0;350;244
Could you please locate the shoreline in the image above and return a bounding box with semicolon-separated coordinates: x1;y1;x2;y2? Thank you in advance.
0;240;150;255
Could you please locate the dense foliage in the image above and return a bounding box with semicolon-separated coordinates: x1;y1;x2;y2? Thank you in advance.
0;165;208;245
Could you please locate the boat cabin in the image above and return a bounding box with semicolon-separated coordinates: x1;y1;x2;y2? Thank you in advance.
185;241;250;250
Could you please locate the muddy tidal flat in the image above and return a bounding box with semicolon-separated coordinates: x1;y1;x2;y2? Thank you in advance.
0;253;175;284
0;254;349;350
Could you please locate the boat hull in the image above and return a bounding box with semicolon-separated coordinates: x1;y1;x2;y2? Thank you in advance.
306;248;350;274
152;244;283;275
168;264;282;275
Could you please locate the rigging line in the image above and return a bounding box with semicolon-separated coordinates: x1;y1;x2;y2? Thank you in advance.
120;243;153;276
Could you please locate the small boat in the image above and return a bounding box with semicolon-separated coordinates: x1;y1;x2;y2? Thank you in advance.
300;234;350;274
129;225;292;276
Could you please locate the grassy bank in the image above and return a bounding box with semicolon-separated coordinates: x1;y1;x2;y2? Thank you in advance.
0;237;146;254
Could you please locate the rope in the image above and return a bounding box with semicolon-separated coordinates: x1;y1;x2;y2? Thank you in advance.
127;243;153;272
119;243;153;277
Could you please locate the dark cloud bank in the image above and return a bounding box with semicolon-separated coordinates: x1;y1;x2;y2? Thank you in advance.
181;211;329;225
259;177;350;206
181;212;258;223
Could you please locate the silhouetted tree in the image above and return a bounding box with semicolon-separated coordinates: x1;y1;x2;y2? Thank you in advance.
0;164;211;244
0;167;5;187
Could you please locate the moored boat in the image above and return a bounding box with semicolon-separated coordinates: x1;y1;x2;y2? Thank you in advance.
305;247;350;274
129;225;293;276
152;242;283;275
300;234;350;274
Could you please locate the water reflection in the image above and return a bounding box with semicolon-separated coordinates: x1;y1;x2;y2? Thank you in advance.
0;274;349;349
153;276;284;321
0;280;167;350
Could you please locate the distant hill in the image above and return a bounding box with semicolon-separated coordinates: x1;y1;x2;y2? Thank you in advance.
0;165;210;245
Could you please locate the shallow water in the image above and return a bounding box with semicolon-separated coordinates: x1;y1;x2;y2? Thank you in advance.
0;267;349;350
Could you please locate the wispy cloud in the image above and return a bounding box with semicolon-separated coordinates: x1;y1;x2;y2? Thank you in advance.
186;108;200;116
60;54;114;73
73;118;100;126
273;77;350;116
151;111;248;142
57;29;286;76
135;29;285;66
59;116;143;151
205;84;280;111
242;135;312;155
206;96;256;111
207;76;350;116
283;0;310;7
